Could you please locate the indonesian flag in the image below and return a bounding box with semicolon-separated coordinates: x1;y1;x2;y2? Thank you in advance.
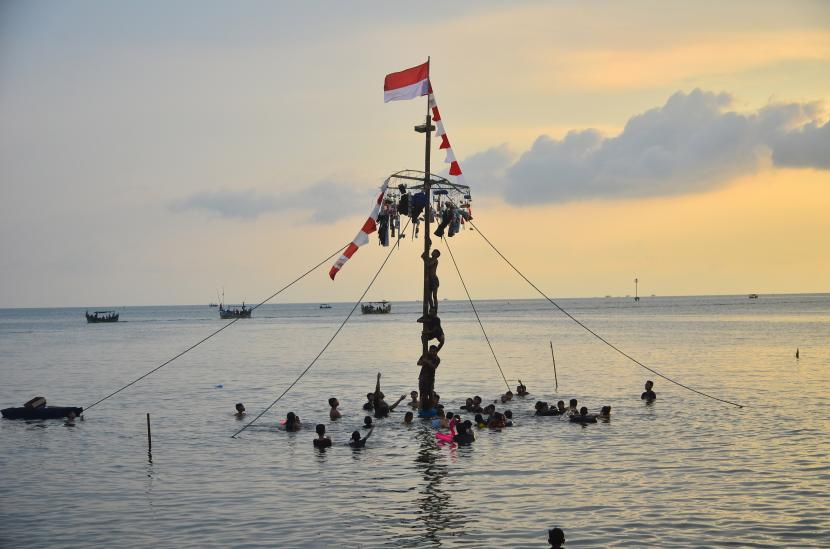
329;181;390;280
384;61;430;103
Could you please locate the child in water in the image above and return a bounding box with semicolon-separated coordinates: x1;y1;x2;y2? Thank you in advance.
349;428;373;448
569;406;598;424
328;398;341;420
363;416;373;429
641;380;657;402
403;411;414;424
283;412;301;431
452;421;475;444
599;405;612;419
234;403;246;417
548;527;565;548
516;380;529;396
313;424;332;448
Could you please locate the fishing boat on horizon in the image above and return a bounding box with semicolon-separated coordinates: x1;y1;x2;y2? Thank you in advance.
85;310;119;323
219;302;252;319
361;301;391;314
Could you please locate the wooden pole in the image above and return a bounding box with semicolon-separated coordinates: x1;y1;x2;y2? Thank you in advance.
419;58;434;413
550;340;558;392
146;412;153;463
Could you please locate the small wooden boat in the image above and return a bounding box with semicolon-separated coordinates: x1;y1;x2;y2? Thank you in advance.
319;304;332;309
2;397;82;420
748;294;759;299
86;310;119;323
219;303;252;319
2;406;83;420
361;301;391;314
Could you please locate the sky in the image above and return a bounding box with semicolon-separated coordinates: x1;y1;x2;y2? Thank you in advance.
1;0;828;307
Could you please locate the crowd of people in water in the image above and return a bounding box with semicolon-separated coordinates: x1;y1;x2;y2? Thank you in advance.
232;379;657;450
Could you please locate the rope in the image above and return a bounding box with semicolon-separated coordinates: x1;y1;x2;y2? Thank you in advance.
441;236;511;391
83;245;347;412
231;220;411;438
468;219;744;408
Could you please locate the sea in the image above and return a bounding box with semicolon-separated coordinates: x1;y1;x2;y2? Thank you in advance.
1;295;828;548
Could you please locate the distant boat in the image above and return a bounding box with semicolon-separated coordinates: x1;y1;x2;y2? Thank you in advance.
361;301;391;314
86;310;119;323
208;302;218;307
748;294;759;299
219;303;252;319
319;304;332;309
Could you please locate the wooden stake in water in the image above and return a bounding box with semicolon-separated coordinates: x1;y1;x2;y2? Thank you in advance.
550;340;558;392
146;413;153;463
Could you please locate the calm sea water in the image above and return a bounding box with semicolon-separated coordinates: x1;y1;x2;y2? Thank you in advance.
1;295;828;548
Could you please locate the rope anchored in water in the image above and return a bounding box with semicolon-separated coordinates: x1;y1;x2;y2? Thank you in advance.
468;219;744;409
83;245;348;413
231;220;411;438
442;236;511;391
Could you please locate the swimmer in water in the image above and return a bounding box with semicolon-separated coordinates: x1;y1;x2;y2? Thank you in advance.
548;527;565;548
313;423;332;448
516;380;528;396
284;412;301;432
504;410;513;426
65;410;76;426
461;397;475;411
234;403;246;417
408;391;419;408
489;412;507;429
432;409;448;429
570;406;597;424
641;380;657;402
453;420;475;444
363;416;373;429
350;427;373;448
556;400;566;414
362;392;375;411
375;393;407;419
328;397;341;421
403;411;414;424
599;405;611;420
567;398;578;416
474;413;487;428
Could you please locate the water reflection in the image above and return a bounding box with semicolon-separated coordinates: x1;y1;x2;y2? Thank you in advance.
413;427;464;545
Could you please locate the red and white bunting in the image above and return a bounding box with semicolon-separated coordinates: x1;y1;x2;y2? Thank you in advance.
430;90;465;181
329;181;390;280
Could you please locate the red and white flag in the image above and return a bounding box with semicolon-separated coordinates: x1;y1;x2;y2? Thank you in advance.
329;181;390;280
384;61;430;103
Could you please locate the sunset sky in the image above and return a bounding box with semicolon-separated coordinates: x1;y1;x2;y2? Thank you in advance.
1;1;828;307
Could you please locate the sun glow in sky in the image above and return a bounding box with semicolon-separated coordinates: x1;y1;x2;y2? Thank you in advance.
0;1;828;307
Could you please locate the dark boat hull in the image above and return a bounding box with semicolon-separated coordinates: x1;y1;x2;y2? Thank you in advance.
2;406;83;420
86;314;119;323
219;308;252;319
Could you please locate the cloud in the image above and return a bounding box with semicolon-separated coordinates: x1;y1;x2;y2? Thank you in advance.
493;89;828;205
172;181;373;223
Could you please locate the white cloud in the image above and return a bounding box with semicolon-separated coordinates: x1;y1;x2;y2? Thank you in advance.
472;89;830;205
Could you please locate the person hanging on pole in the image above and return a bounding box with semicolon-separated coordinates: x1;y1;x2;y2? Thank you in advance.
417;344;441;413
418;306;445;352
422;249;440;311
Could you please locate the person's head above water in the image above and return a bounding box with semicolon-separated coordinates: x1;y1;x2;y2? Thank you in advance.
411;390;418;399
504;410;513;419
569;398;578;408
473;396;482;405
235;403;245;413
645;380;654;391
557;400;566;410
475;413;485;424
366;392;374;402
328;397;338;408
404;411;413;423
315;423;326;437
364;416;373;426
351;430;361;442
548;527;565;547
580;406;589;417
